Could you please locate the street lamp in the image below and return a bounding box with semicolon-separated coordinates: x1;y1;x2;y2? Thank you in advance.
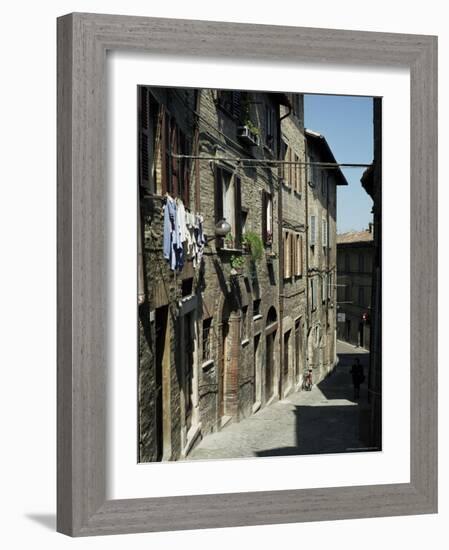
205;218;232;242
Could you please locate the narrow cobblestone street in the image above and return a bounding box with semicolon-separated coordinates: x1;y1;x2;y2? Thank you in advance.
187;340;371;460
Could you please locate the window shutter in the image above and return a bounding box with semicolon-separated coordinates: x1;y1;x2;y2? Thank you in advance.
170;119;179;197
288;147;292;187
215;167;224;247
290;233;295;277
322;219;328;247
295;235;301;276
215;167;224;221
261;190;267;244
183;137;191;207
232;91;242;120
283;232;289;278
138;87;152;192
310;215;316;245
161;108;169;194
234;176;242;248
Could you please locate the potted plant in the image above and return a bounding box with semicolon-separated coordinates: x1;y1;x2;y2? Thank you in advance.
230;254;246;275
237;121;260;146
224;232;235;249
242;232;264;263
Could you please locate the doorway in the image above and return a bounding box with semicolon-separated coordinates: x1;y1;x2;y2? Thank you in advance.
154;306;168;461
182;312;194;433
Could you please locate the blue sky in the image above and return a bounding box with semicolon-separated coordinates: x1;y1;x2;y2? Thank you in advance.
304;94;374;233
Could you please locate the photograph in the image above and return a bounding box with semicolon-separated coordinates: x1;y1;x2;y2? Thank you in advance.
137;86;381;462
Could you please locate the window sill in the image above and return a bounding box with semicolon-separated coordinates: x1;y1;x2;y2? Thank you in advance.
219;247;244;254
253;314;263;321
201;359;214;372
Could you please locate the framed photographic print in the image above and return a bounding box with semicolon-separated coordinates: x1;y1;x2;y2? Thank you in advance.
57;13;437;536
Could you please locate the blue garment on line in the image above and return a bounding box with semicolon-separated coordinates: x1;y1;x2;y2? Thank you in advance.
163;197;184;271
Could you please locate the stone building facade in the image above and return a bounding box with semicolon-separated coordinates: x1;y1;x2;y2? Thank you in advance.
138;87;343;462
305;129;347;383
336;228;374;349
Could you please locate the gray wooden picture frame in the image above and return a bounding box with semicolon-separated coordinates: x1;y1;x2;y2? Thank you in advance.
57;12;438;537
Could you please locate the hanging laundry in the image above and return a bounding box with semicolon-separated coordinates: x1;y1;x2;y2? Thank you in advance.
196;214;206;266
162;194;183;271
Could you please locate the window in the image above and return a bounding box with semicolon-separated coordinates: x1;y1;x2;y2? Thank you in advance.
328;272;333;301
311;277;318;310
202;318;213;362
279;139;287;182
294;319;302;377
295;234;303;276
295;153;302;194
345;283;351;302
291;152;296;190
322;218;328;247
137;91;170;196
284;231;291;279
321;172;327;195
264;104;276;149
286;147;293;188
290;233;295;278
344;253;350;272
322;273;327;303
358;286;365;306
358;252;364;273
216;90;241;118
262;191;273;246
309;215;317;246
215;168;242;248
253;299;261;317
181;278;193;297
241;306;248;341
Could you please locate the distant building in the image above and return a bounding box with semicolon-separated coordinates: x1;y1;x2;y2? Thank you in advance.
336;228;374;349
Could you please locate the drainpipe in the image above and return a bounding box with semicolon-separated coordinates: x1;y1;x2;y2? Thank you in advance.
277;103;292;399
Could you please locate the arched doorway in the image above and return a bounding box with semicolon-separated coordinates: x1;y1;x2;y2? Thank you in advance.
218;297;241;423
264;306;278;404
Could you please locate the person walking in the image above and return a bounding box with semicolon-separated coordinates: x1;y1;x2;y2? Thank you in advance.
351;358;365;399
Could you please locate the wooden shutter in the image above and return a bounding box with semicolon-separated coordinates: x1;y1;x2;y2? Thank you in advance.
288;147;292;187
310;215;316;245
295;235;300;276
215;167;224;222
138;87;152;192
279;139;287;181
179;132;191;207
234;176;242;248
290;233;295;277
215;167;224;248
161;108;169;194
232;91;242;119
261;190;267;244
283;232;289;278
322;219;328;247
170;119;179;197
